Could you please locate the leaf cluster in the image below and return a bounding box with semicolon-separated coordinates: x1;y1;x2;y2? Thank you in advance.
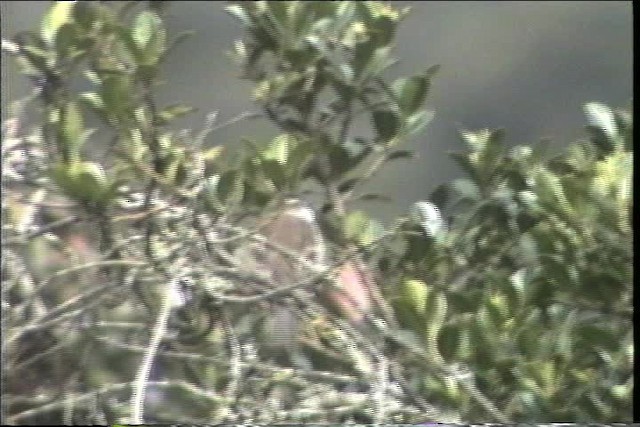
1;1;632;424
381;103;632;421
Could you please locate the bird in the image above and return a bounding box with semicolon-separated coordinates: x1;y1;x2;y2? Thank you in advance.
236;197;380;368
234;198;324;369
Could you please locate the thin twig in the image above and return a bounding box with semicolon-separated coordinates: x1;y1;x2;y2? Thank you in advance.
2;215;81;246
129;277;178;424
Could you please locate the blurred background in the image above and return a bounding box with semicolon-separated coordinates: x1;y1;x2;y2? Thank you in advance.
1;1;632;223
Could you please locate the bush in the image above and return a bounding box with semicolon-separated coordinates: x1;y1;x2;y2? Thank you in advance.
2;1;632;423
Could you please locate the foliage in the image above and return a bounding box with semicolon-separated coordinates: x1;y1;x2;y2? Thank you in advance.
382;104;632;422
1;0;632;424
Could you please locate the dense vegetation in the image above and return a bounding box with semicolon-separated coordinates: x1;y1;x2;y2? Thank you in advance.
2;1;632;423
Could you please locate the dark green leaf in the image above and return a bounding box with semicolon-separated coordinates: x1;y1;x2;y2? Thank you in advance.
327;144;363;178
449;178;481;202
54;23;80;59
392;67;438;115
260;159;287;190
449;151;478;180
73;1;98;30
100;75;132;118
353;39;376;77
164;30;196;59
19;44;51;75
438;324;460;361
217;169;245;207
386;149;415;161
575;324;621;352
424;291;447;343
372;109;401;142
337;177;360;193
430;183;450;209
359;45;394;83
356;193;392;203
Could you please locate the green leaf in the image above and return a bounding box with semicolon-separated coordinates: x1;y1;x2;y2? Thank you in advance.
584;102;618;141
358;216;385;247
15;43;51;77
390;328;427;355
262;133;298;164
328;143;370;178
429;183;450;208
344;210;368;237
356;193;392;203
79;92;105;112
260;159;287;190
132;10;160;49
449;178;481;202
225;4;253;27
164;30;196;59
284;138;315;179
58;101;85;160
130;10;165;67
411;200;446;238
425;63;442;79
353;39;376;77
337;177;360;194
555;309;578;359
373;109;401;142
404;110;434;137
370;16;399;47
54;23;81;59
478;128;506;175
217;169;245;208
392;66;440;115
266;1;290;29
459;128;492;152
486;293;510;326
52;161;112;206
438;324;459;361
41;1;75;45
401;278;429;315
385;149;415;161
201;146;224;162
203;174;225;213
356;1;403;48
425;291;448;354
393;75;422;114
73;1;98;30
74;162;110;202
157;104;196;125
358;45;394;83
100;75;132;119
401;223;432;263
449;152;478;180
307;1;340;21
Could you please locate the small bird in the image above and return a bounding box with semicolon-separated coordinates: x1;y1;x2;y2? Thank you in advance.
240;198;325;369
238;197;379;368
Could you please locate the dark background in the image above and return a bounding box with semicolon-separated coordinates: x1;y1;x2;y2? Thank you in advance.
1;1;632;223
